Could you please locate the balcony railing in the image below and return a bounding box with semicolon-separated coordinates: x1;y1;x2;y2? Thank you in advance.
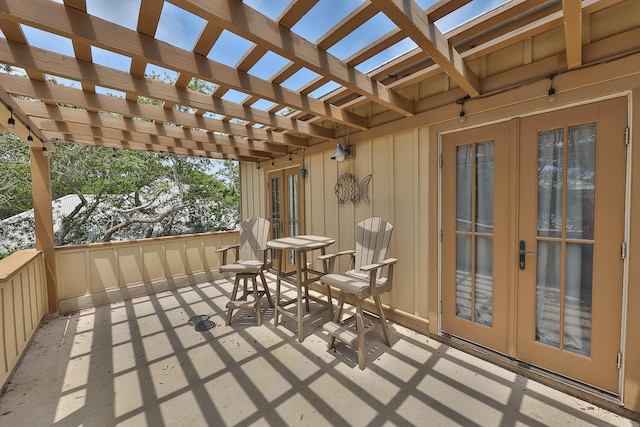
1;231;240;390
0;249;47;388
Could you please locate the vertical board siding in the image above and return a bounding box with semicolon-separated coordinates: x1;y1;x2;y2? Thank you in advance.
241;128;431;319
308;154;325;238
165;241;187;278
142;242;165;282
0;289;5;376
117;245;143;286
417;127;431;318
55;232;238;300
393;131;417;312
0;250;47;391
3;284;16;373
90;248;117;293
58;250;88;298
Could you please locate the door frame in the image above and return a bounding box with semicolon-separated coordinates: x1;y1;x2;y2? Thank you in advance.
436;94;632;398
267;165;305;272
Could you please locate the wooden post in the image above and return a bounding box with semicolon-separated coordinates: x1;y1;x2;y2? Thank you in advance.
30;145;57;313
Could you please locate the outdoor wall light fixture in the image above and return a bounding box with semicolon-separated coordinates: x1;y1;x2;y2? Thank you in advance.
7;106;15;130
456;96;469;123
330;141;351;163
300;148;307;179
548;74;557;102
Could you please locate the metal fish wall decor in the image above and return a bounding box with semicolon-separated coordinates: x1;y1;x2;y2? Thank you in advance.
334;173;372;204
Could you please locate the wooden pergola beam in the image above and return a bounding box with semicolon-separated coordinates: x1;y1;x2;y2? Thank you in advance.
17;101;287;159
45;133;255;161
278;0;319;29
316;2;379;50
562;0;583;70
0;0;367;130
0;73;309;149
35;120;272;161
370;0;480;97
172;0;415;117
0;38;333;140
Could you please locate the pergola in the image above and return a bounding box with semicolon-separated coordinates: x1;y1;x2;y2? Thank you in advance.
0;0;623;162
3;1;640;421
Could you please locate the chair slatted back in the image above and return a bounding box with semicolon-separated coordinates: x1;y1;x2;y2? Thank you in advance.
238;217;270;261
354;217;393;276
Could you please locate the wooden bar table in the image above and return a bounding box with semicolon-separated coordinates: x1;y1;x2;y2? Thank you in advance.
267;235;335;342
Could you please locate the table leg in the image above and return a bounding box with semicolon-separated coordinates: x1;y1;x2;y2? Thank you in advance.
303;251;310;312
296;249;304;342
274;248;283;327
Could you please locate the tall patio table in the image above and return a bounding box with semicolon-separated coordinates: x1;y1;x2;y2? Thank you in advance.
267;235;335;342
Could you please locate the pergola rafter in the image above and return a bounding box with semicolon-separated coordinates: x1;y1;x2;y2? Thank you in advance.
370;0;480;97
172;0;415;117
0;0;367;131
0;73;308;148
0;0;631;162
17;101;288;159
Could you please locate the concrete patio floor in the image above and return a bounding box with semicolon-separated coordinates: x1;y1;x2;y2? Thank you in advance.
1;274;638;426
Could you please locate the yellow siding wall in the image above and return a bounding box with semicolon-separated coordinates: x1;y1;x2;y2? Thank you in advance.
236;0;635;320
240;128;431;325
0;250;47;390
55;231;238;303
240;59;640;412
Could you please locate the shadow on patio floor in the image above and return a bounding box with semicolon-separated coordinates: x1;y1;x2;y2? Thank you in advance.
1;274;637;426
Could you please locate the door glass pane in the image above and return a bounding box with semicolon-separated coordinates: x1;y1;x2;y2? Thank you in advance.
455;141;494;325
564;243;593;356
287;173;299;265
271;177;281;240
456;234;472;320
476;142;494;233
538;129;564;238
566;123;596;240
475;236;493;326
535;123;596;355
288;173;299;236
456;145;473;232
536;241;562;348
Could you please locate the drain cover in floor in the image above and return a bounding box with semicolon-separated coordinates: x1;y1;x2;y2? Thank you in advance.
188;314;216;332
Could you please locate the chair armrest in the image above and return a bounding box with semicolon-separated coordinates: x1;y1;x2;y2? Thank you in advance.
215;244;240;253
361;258;398;291
318;250;355;273
360;258;398;272
215;244;240;268
317;249;355;261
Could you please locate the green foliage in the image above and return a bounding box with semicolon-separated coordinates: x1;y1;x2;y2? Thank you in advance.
0;132;32;219
0;63;239;257
0;141;240;252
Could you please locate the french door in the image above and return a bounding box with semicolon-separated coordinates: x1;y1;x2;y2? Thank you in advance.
441;122;511;354
268;167;304;272
441;97;627;394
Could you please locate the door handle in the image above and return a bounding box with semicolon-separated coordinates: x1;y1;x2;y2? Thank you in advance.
519;240;539;270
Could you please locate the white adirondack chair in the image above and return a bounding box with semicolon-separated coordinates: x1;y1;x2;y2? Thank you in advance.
319;217;397;369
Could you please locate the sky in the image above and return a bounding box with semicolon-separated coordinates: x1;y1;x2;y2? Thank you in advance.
15;0;509;103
